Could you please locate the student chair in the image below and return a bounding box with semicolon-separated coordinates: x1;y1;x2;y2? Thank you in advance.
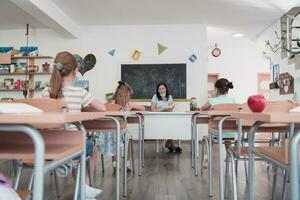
199;103;241;199
8;98;87;199
82;103;133;197
225;100;295;200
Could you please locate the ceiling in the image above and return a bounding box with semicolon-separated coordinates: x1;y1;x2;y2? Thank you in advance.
0;0;46;30
51;0;298;37
0;0;298;37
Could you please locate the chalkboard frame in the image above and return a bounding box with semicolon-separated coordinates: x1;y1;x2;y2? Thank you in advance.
121;63;187;100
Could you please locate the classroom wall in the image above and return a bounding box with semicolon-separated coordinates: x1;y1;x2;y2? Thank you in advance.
207;27;270;103
256;19;297;101
0;24;208;108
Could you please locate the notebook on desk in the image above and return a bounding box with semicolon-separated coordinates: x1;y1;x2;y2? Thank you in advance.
0;103;43;114
289;106;300;113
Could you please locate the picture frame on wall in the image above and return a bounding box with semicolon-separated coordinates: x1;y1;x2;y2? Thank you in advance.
74;80;89;91
272;64;280;82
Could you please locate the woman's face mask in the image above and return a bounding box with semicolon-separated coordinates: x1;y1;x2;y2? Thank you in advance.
160;92;166;97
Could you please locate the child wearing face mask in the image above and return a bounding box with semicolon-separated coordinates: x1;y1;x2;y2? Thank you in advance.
151;82;181;152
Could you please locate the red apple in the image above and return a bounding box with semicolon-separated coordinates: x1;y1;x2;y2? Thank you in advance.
247;95;266;112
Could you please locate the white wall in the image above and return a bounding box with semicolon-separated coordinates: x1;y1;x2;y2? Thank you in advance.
256;19;296;101
0;24;208;107
207;27;270;103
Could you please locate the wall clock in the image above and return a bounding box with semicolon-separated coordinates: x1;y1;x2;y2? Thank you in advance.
212;46;221;57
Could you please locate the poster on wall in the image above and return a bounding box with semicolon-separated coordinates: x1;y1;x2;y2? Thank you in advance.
278;72;294;95
272;64;280;82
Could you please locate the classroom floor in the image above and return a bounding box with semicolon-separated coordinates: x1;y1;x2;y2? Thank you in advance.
0;141;288;200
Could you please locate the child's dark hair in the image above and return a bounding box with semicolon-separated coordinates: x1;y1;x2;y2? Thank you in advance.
215;78;233;96
156;82;170;101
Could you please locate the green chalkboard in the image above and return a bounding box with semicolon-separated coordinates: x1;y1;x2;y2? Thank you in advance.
121;63;186;99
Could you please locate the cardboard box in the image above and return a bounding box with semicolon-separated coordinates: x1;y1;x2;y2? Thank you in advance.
0;53;11;64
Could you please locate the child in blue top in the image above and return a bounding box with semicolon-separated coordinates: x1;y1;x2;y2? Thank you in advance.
200;78;235;110
199;78;236;138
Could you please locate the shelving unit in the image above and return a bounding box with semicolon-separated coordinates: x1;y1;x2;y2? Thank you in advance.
0;89;43;92
0;72;51;75
0;55;53;98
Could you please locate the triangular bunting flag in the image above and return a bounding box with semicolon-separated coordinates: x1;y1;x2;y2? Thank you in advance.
108;49;116;56
158;43;167;55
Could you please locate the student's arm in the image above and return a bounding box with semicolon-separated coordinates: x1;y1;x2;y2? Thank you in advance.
199;102;211;111
89;99;107;111
129;102;145;111
151;95;160;111
167;95;174;111
151;102;159;112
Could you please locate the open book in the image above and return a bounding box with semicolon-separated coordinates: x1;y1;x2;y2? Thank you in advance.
289;106;300;113
0;103;43;114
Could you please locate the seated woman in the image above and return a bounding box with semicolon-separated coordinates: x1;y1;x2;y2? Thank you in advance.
151;82;182;153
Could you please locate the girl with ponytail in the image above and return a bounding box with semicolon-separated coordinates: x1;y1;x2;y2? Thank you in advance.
199;78;235;111
41;51;106;199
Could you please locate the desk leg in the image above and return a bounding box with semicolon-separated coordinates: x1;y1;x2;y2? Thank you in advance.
105;117;121;200
195;123;199;176
208;132;213;197
123;131;128;197
191;122;195;169
290;129;300;200
74;122;87;200
142;122;145;168
0;125;45;200
218;116;233;200
248;121;263;200
137;114;143;176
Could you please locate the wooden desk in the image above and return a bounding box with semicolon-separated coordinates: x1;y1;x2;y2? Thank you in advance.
0;112;105;200
231;112;300;200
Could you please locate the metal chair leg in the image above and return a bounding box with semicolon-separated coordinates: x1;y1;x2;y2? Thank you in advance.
14;165;22;190
243;159;248;185
281;170;288;200
208;134;213;197
87;157;94;187
123;132;128;197
101;154;105;174
28;172;34;190
191;124;195;169
54;170;61;198
224;152;230;199
229;151;237;200
74;164;80;200
235;160;238;176
142;123;145;167
200;139;204;175
271;165;278;200
130;138;135;173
